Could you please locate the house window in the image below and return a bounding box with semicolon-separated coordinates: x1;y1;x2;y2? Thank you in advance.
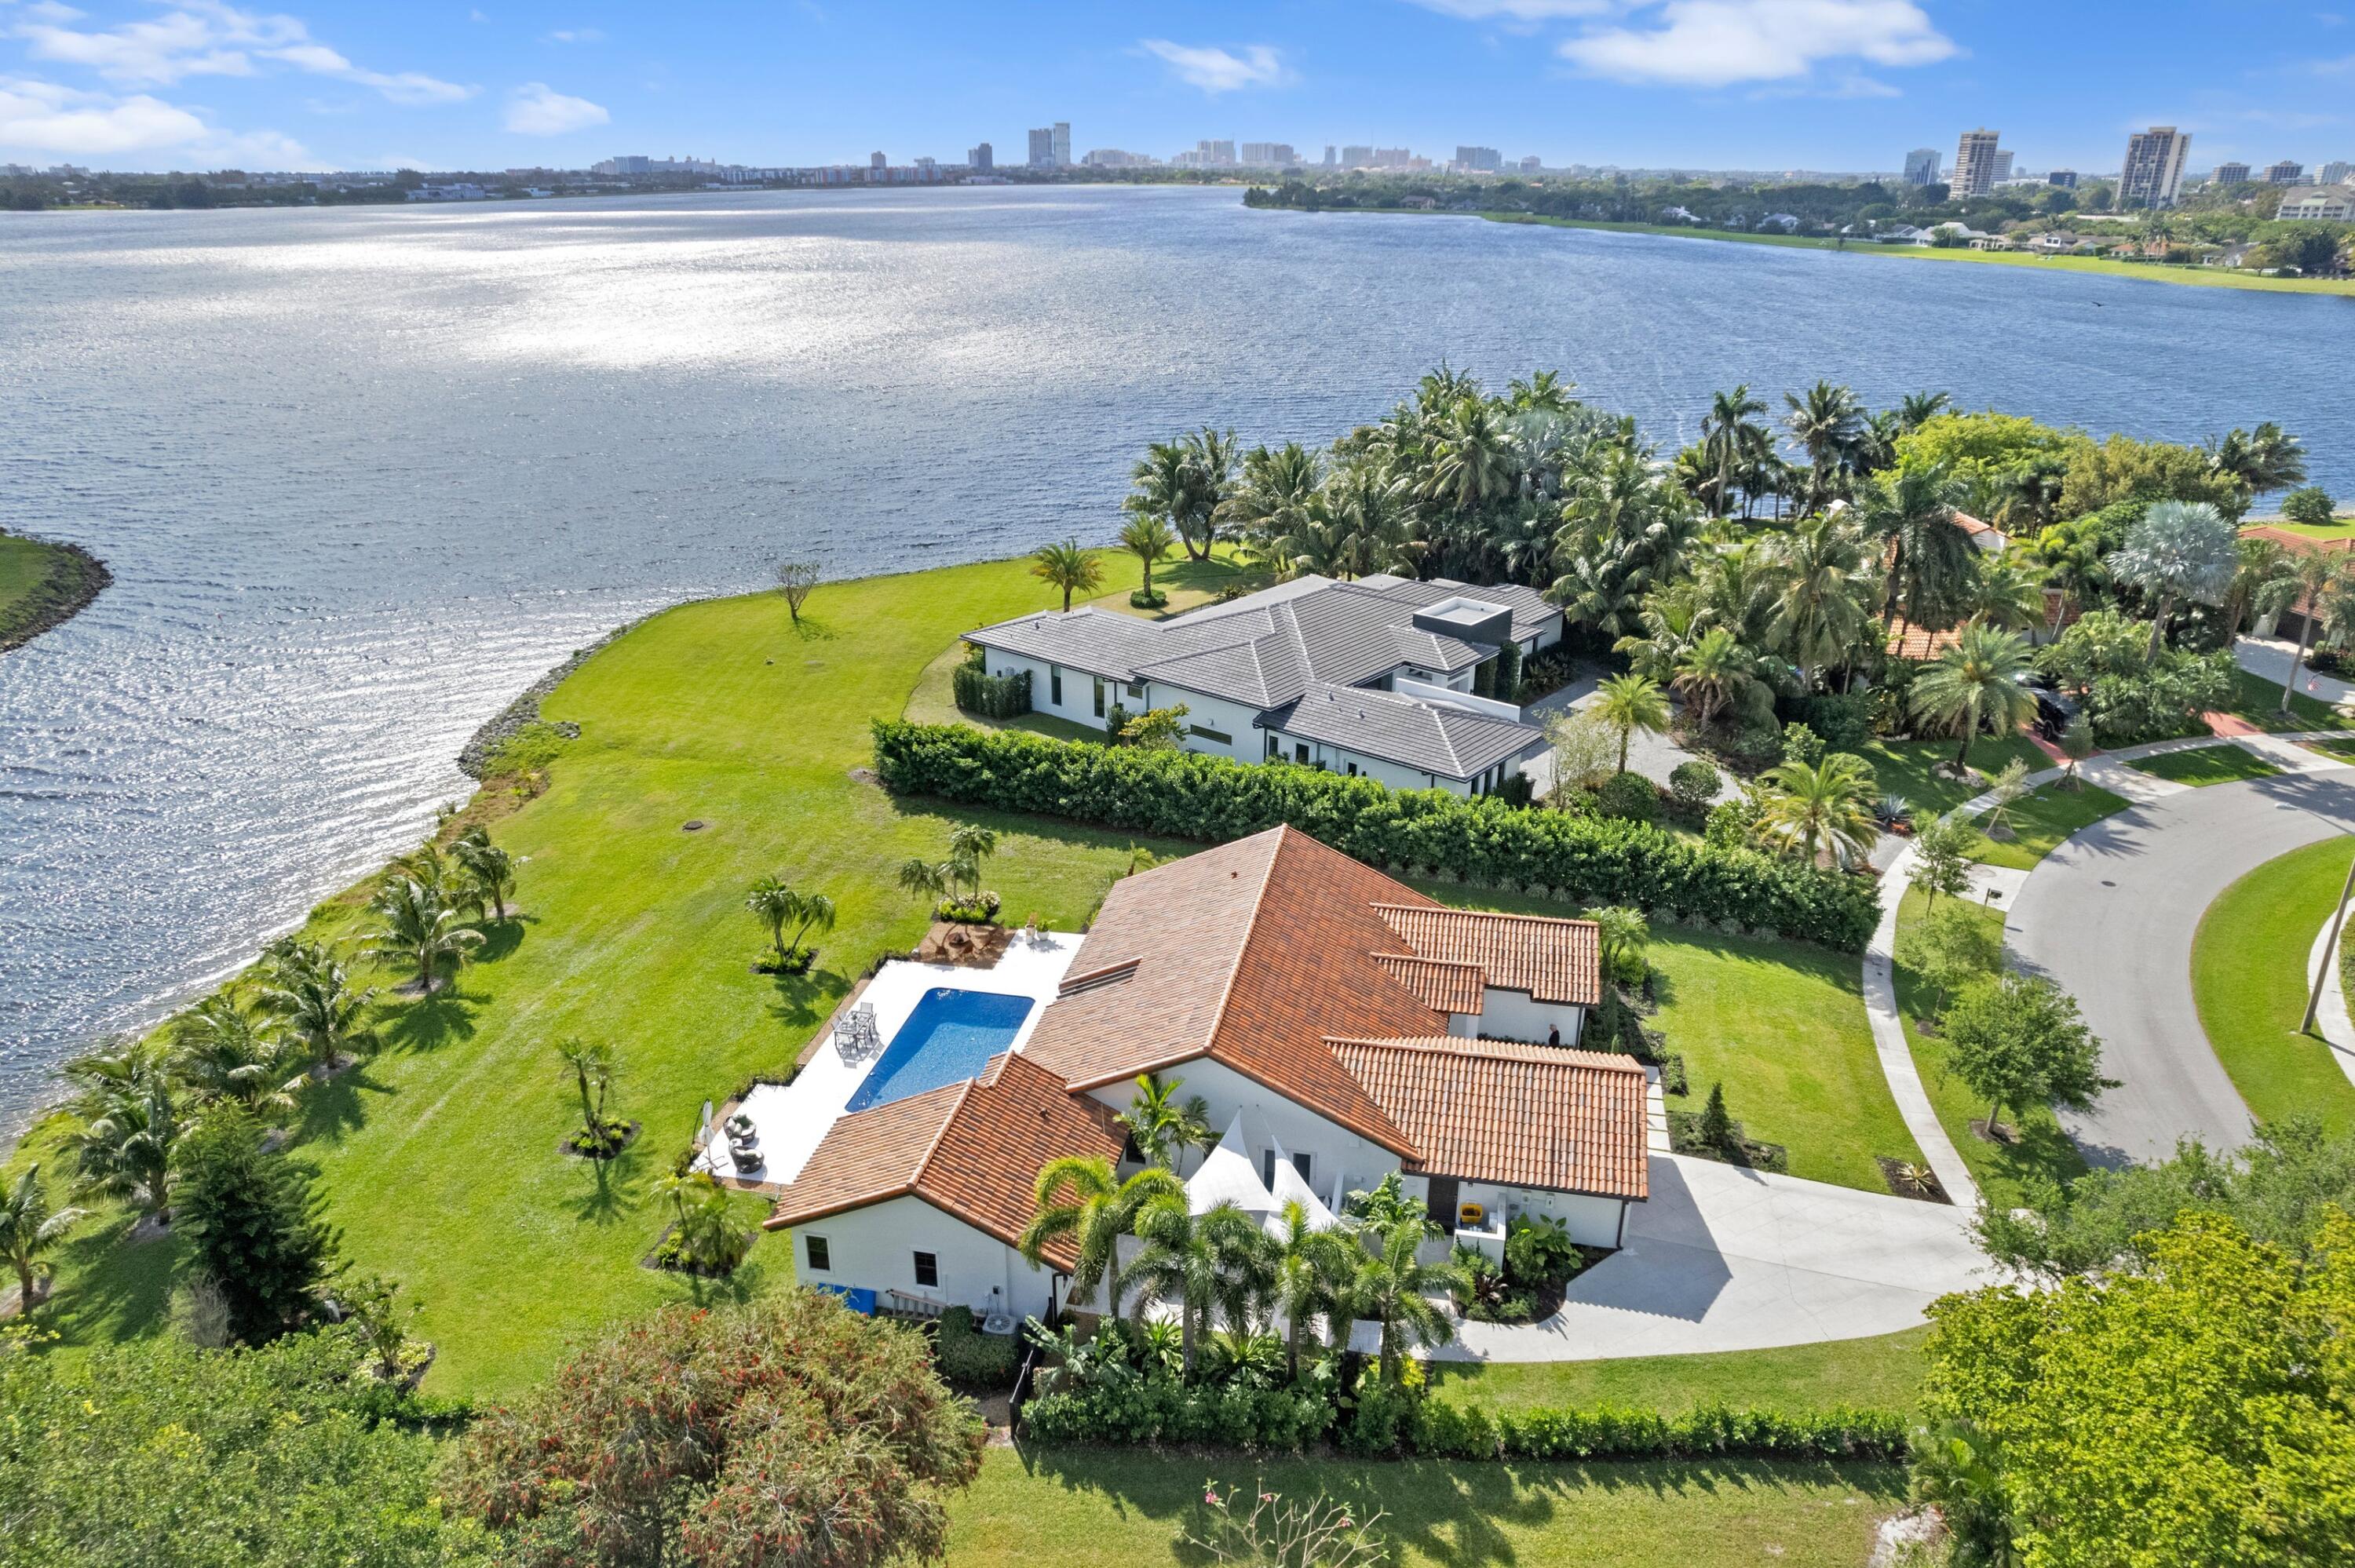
913;1251;939;1289
805;1235;831;1271
1294;742;1310;764
1188;724;1232;745
1265;732;1280;760
1050;665;1063;706
1293;1152;1313;1184
1127;680;1146;699
1093;678;1105;717
1261;1149;1278;1188
1345;760;1359;777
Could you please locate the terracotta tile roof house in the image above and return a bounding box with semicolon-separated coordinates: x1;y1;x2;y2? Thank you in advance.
764;826;1648;1317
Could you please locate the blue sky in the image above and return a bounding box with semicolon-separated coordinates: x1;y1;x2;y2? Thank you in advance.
1;0;2347;174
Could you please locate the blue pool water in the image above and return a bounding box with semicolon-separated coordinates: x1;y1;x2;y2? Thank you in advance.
844;988;1036;1111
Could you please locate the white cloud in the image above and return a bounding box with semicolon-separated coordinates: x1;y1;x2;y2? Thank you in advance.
546;27;604;42
1138;39;1291;93
0;71;318;163
1559;0;1955;87
12;0;472;103
504;80;606;134
1406;0;1609;19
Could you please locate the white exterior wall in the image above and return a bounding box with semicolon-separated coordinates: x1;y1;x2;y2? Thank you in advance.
1473;987;1586;1046
787;1194;1058;1318
1132;682;1261;765
1263;729;1472;795
981;647;1109;731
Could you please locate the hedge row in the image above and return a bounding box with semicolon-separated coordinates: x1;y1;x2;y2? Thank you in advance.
1409;1398;1909;1463
952;662;1031;720
1017;1380;1334;1451
871;721;1879;950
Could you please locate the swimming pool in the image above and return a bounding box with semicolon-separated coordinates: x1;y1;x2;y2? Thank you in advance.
842;987;1037;1111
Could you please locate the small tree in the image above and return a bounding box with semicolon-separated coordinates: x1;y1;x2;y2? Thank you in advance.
1544;711;1617;804
1981;757;2032;841
554;1038;625;1156
1116;702;1191;749
1941;972;2110;1140
0;1165;85;1316
775;560;820;625
1028;539;1103;611
2058;714;2095;788
340;1273;423;1380
171;1108;338;1344
1119;515;1176;600
1899;901;2003;1017
2280;486;2335;527
1911;813;1976;906
1667;758;1722;813
451;826;517;922
1696;1081;1734;1150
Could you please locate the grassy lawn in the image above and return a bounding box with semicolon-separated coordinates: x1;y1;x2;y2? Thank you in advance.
2189;840;2355;1136
2127;742;2284;787
2222;666;2355;733
0;531;104;649
1856;735;2049;822
948;1447;1903;1568
13;551;1221;1399
1426;1327;1927;1415
1966;780;2130;870
1891;888;2090;1210
1428;884;1920;1192
2263;520;2355;542
2309;736;2355;763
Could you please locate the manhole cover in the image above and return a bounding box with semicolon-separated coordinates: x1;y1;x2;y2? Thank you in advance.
682;819;707;832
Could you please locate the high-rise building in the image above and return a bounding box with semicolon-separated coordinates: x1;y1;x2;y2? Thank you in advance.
968;142;992;171
1324;145;1337;167
1455;145;1502;172
2320;160;2353;185
2119;126;2191;208
2212;162;2251;187
1341;144;1374;168
1990;149;2015;183
1519;154;1542;173
2265;159;2304;184
1902;147;1941;185
2046;169;2078;189
1240;142;1298;167
1952;129;2001;196
1196;139;1236;166
1052;122;1070;167
870;151;886;171
1373;148;1411;168
1028;127;1053;167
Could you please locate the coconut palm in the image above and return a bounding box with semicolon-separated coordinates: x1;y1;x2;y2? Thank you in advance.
167;995;297;1113
1591;673;1670;773
1897;390;1954;432
1752;753;1882;869
363;877;483;997
2111;500;2239;657
1219;443;1323;572
1028;539;1102;612
1507;369;1576;413
1127;1196;1270;1373
1123;441;1191;560
1909;624;2039;775
2211;421;2307;498
67;1076;181;1223
2258;549;2355;712
1424;399;1516;512
1018;1155;1184;1318
1346;1216;1473;1386
450;826;517;922
1117;514;1176;600
1864;461;1977;631
1701;384;1767;517
1669;626;1765;729
1764;512;1874;690
1116;1072;1212;1172
1327;463;1420;579
1966;555;2049;633
1177;426;1240;559
0;1165;85;1316
1782;380;1864;513
255;942;377;1081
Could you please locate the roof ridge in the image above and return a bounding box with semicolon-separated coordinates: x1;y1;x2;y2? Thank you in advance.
1197;829;1288;1066
1325;1032;1644;1071
908;1074;983;1196
1372;901;1600;932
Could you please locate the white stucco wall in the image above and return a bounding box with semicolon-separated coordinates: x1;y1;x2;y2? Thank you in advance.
785;1194;1058;1318
981;648;1111;731
1262;730;1473;795
1130;682;1261;765
1473;987;1587;1046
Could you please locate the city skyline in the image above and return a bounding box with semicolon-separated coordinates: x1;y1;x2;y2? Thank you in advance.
1;2;2347;176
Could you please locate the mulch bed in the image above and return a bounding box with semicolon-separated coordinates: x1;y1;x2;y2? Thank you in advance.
639;1223;745;1279
917;921;1011;968
1875;1154;1953;1205
559;1120;642;1161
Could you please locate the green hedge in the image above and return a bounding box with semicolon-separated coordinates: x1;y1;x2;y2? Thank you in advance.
1409;1398;1908;1463
871;721;1879;950
1018;1378;1335;1450
953;662;1032;720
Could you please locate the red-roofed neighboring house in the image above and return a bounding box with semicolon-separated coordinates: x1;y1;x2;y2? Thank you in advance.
2244;527;2355;645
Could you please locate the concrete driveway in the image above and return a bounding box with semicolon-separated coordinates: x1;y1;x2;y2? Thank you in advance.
1517;676;1731;804
2006;765;2355;1168
1437;1154;1987;1362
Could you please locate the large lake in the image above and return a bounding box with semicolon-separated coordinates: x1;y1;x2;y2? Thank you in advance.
2;184;2347;1126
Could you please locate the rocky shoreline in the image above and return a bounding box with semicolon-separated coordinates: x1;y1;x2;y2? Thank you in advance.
455;613;652;778
0;536;112;653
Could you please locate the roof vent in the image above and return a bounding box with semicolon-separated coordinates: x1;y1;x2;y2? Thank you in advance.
1057;957;1141;997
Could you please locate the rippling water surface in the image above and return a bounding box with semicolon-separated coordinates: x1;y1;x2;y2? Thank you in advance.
2;184;2349;1127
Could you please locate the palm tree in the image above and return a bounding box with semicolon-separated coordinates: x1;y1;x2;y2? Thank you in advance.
1128;1196;1269;1373
1752;753;1882;868
1864;462;1977;630
1123;441;1191;561
167;995;297;1113
1346;1216;1472;1386
1028;539;1103;612
0;1165;85;1315
1765;512;1872;690
255;943;376;1081
2259;549;2355;712
2025;517;2108;622
1117;514;1176;600
1897;390;1954;432
553;1037;618;1144
1781;380;1864;513
68;1076;181;1223
1424;399;1515;512
1966;555;2049;633
744;876;831;968
1507;369;1575;412
2211;421;2307;498
1116;1072;1211;1172
1178;426;1240;560
1219;443;1323;572
449;827;517;922
1268;1202;1353;1374
1670;626;1762;729
1591;673;1670;773
1909;624;2039;775
364;877;483;997
1701;384;1767;517
2111;500;2239;657
1018;1155;1183;1318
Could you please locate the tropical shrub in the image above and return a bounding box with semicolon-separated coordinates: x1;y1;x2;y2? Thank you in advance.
933;1306;1020;1388
1667;759;1722;812
1408;1398;1908;1463
2281;486;2336;527
1502;1213;1583;1289
170;1107;338;1345
1595;769;1657;822
871;722;1879;950
1787;691;1873;750
935;892;1002;924
1779;721;1824;767
450;1292;987;1568
953;658;1031;719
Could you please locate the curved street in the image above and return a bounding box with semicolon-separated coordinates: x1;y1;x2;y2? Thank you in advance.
2006;761;2355;1168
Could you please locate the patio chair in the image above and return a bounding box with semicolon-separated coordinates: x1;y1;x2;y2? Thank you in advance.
728;1141;764;1174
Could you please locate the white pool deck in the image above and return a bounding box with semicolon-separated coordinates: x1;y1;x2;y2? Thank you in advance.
699;929;1084;1187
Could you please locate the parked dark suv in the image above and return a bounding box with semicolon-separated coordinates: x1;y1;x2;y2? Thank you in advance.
2014;669;2078;741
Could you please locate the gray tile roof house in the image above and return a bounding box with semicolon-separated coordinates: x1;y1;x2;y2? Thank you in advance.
969;576;1561;789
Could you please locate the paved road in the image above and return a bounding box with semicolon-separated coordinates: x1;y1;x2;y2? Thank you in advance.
2006;766;2355;1168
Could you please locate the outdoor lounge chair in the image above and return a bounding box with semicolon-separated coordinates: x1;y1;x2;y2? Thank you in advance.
728;1141;763;1174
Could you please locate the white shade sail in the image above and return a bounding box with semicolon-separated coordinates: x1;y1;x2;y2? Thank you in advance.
1186;1113;1278;1216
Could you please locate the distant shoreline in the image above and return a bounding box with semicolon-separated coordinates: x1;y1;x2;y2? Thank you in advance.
0;533;111;652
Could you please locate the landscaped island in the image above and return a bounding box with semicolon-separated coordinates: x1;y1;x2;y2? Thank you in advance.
0;529;110;652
